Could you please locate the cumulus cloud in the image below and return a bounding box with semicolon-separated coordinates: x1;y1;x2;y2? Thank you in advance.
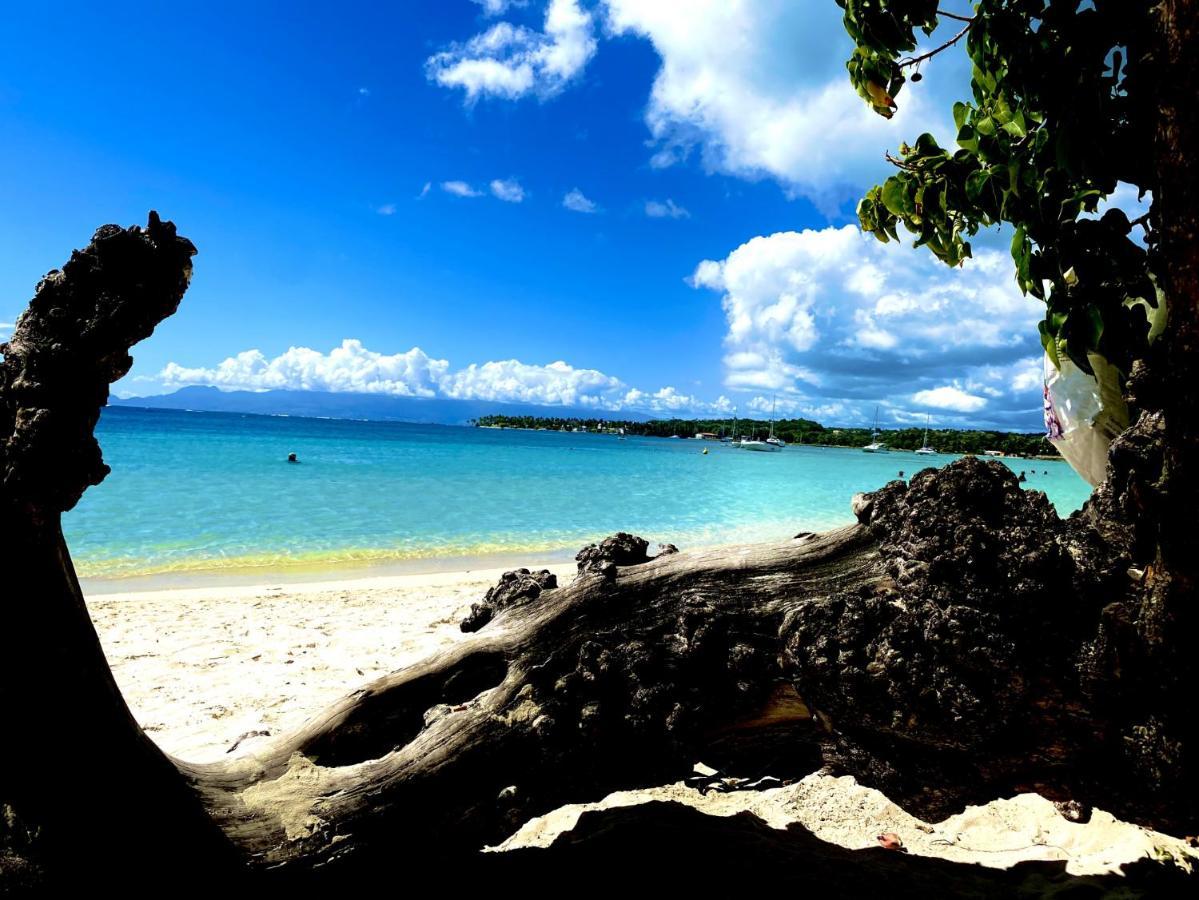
562;188;598;213
600;1;967;213
912;385;987;413
490;178;526;202
442;180;483;198
692;226;1047;429
156;340;737;417
426;0;597;102
441;359;621;407
159;340;450;397
645;198;689;219
471;0;527;16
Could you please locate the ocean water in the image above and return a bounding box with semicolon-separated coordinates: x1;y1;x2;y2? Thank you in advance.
66;406;1094;584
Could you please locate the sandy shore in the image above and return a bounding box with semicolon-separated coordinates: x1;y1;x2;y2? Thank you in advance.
88;564;576;762
86;565;1195;877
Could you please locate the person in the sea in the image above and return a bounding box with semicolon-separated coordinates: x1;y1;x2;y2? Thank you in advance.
1019;471;1027;482
287;452;298;463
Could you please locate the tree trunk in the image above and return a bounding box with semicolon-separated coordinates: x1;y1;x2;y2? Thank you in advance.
0;215;240;883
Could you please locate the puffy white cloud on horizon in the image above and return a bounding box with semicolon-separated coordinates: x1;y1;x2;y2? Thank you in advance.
150;333;1045;428
562;188;598;213
440;358;621;407
490;178;526;202
159;340;450;398
426;0;596;102
156;341;741;417
645;198;689;219
442;180;483;198
692;225;1048;429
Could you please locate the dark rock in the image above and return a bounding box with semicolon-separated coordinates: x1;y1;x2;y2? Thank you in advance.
460;568;558;632
575;532;651;576
782;457;1132;820
1053;799;1092;823
655;543;679;557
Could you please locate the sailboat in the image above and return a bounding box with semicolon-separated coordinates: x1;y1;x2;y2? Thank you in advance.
739;398;783;452
862;406;888;452
724;411;740;446
915;414;936;455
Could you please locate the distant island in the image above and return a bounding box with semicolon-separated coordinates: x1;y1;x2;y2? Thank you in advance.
475;414;1059;458
111;385;654;426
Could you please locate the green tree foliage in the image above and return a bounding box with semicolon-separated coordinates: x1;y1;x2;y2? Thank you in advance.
840;0;1161;379
474;415;1057;456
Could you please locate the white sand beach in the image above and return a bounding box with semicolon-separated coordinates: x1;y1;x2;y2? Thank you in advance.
86;566;1196;878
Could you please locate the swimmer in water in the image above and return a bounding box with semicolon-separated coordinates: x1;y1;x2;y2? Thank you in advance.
287;452;298;463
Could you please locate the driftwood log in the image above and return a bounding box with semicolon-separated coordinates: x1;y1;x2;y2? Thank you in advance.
1;214;1197;893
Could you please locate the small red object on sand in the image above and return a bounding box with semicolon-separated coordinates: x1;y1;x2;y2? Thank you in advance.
877;832;905;852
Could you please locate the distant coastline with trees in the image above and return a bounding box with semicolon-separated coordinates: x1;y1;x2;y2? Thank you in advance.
474;414;1058;458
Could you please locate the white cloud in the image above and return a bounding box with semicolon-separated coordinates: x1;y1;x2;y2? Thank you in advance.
376;203;397;216
471;0;527;16
602;1;966;213
562;188;598;213
1009;357;1044;394
357;87;371;97
426;0;597;102
692;226;1046;428
645;198;689;219
442;180;483;198
441;359;621;407
490;178;526;203
155;340;739;417
417;182;432;199
159;340;450;398
912;385;987;413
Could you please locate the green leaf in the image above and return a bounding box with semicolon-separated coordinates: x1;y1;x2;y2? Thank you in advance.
881;178;908;217
965;168;992;201
953;101;970;131
1002;109;1027;138
957;125;979;153
1039;320;1061;369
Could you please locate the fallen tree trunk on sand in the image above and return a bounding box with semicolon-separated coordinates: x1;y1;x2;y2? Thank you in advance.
1;217;1196;890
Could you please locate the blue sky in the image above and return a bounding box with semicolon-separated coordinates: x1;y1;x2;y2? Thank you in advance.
1;0;1070;429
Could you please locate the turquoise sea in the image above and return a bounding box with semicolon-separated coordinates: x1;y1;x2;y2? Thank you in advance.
67;406;1094;587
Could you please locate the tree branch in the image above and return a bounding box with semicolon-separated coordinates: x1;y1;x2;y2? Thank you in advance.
900;22;973;69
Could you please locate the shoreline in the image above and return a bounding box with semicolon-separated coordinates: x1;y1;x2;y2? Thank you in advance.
79;546;581;596
75;524;836;594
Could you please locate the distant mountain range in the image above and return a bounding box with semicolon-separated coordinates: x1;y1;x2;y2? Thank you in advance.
110;386;653;425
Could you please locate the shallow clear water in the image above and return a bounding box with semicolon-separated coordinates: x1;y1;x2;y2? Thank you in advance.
65;407;1093;581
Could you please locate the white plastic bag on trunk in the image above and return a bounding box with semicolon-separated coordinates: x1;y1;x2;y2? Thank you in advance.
1043;352;1128;487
